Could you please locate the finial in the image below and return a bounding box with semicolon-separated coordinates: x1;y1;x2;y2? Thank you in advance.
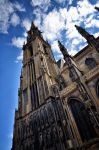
31;21;36;29
23;41;26;50
75;25;78;28
75;25;85;34
95;6;99;11
58;40;69;57
75;24;91;38
23;41;25;45
30;21;42;34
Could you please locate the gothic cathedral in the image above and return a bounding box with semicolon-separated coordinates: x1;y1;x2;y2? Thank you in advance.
11;22;99;150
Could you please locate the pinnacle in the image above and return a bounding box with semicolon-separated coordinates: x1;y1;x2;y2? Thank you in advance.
75;24;81;31
95;6;99;11
31;21;36;29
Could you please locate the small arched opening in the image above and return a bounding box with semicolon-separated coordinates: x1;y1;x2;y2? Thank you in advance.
96;79;99;98
68;97;96;142
85;57;97;70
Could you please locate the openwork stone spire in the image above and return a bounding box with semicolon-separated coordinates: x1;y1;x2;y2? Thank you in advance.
75;25;99;53
95;6;99;11
58;40;69;57
75;25;91;39
27;22;42;43
58;40;79;81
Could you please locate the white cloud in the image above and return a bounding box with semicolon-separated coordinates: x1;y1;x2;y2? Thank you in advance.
21;19;31;41
51;40;78;59
31;0;50;11
77;0;95;18
22;19;31;31
79;42;87;50
72;38;81;45
55;53;63;61
67;7;80;22
0;0;13;33
68;0;73;5
12;37;26;48
31;0;98;61
10;13;20;27
63;0;98;53
0;0;25;33
69;49;78;56
55;0;66;3
16;51;23;63
55;0;73;5
51;41;61;53
13;1;26;12
33;8;44;28
15;51;23;63
42;8;67;41
32;0;50;6
94;32;99;38
23;32;27;37
86;19;99;28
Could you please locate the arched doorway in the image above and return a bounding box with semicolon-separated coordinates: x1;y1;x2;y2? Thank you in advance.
85;57;97;70
96;79;99;98
68;97;96;142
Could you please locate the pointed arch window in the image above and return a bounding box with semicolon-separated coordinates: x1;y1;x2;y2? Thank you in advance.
68;97;96;142
85;57;97;70
96;79;99;98
43;44;48;54
29;45;33;56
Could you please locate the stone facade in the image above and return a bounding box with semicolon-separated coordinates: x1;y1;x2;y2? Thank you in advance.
11;22;99;150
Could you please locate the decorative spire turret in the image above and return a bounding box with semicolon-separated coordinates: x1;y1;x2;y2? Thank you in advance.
75;25;99;53
29;22;42;34
27;22;42;43
58;40;90;98
95;6;99;11
58;40;70;57
75;25;91;38
31;21;36;29
58;40;78;81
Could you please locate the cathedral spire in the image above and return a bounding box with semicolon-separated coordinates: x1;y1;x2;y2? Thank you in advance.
58;40;78;81
31;21;36;29
75;25;91;38
75;25;99;53
26;22;42;43
30;21;42;34
58;40;70;58
58;40;90;95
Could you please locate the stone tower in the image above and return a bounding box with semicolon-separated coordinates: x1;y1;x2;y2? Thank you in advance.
11;22;70;150
11;22;99;150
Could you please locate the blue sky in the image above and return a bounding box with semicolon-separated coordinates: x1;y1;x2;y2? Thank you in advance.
0;0;99;150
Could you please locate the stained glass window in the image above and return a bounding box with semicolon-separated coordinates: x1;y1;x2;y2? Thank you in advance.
85;57;97;69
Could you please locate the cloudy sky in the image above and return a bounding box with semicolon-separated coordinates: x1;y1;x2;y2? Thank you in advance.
0;0;99;149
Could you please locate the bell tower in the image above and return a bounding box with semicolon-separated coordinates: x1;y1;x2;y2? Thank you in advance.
20;22;59;115
11;22;70;150
11;20;99;150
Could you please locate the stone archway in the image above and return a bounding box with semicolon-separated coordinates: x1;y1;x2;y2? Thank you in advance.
68;97;96;142
96;79;99;98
